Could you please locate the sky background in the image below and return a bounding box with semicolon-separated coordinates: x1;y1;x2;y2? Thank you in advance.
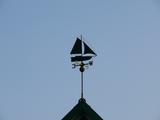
0;0;160;120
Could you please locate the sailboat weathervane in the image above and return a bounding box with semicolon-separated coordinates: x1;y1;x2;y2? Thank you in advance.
70;35;97;99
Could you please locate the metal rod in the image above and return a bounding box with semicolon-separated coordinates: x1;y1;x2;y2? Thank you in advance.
81;70;83;98
80;35;84;99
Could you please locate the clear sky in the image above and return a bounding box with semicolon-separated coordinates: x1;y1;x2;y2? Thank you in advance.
0;0;160;120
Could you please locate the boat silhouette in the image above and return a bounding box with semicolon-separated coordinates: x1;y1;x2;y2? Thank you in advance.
70;37;96;62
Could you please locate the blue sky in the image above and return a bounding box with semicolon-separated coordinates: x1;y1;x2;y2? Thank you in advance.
0;0;160;120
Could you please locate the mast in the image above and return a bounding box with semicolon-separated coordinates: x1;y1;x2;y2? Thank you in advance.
80;35;84;99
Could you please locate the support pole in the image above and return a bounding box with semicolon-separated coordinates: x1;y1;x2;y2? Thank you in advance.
80;63;84;98
81;71;83;98
80;35;84;99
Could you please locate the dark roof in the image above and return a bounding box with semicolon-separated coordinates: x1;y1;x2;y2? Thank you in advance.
61;98;103;120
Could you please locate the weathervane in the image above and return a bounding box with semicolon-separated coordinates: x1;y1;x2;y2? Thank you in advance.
70;35;97;99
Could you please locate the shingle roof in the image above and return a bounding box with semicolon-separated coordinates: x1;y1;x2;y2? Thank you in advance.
62;98;103;120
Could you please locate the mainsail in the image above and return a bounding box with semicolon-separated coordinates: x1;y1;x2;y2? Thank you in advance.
70;38;82;55
70;37;96;62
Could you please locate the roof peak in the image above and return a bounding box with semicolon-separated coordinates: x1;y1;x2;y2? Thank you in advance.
62;98;103;120
78;98;86;103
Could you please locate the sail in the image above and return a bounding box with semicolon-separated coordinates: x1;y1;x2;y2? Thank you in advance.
70;38;82;54
83;41;97;56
